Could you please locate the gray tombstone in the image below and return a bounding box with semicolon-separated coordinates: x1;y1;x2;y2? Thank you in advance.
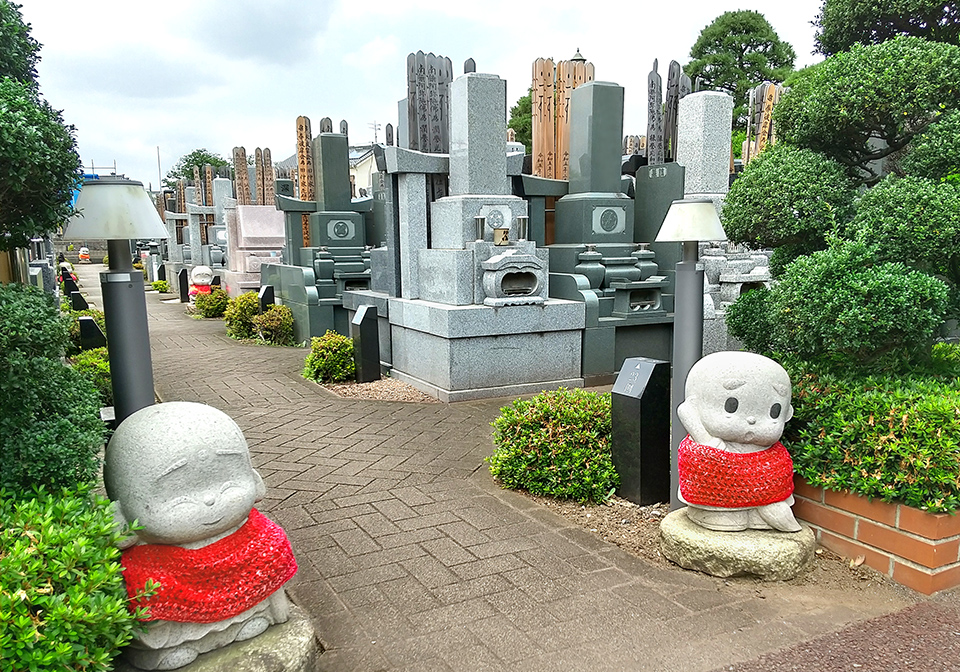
275;179;295;197
319;117;333;133
664;60;681;161
464;58;476;74
157;261;166;282
351;304;381;383
385;123;394;146
258;285;275;313
178;268;190;303
611;357;671;505
340;120;348;136
78;315;107;350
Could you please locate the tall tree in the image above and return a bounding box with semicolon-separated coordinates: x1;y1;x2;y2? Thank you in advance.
0;0;80;251
0;1;39;88
814;0;960;56
508;88;532;154
163;148;230;189
684;10;795;130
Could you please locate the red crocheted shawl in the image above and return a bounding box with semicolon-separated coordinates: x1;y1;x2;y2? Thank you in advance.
122;508;297;623
678;435;795;508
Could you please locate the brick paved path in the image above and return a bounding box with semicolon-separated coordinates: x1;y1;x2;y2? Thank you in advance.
74;265;920;672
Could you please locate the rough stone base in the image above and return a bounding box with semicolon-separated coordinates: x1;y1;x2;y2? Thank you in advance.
660;508;816;581
114;605;319;672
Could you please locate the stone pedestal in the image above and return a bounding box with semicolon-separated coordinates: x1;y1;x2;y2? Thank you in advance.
659;508;816;581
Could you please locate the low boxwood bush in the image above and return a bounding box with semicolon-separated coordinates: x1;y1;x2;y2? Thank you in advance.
785;346;960;513
151;279;169;293
252;304;294;346
488;387;618;503
303;330;355;383
71;347;112;407
0;353;104;492
224;291;259;339
0;283;69;359
194;287;229;318
0;483;151;671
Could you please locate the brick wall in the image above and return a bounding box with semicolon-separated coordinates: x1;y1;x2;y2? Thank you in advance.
793;475;960;594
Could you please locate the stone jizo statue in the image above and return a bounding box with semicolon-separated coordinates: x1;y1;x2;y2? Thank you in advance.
188;265;213;300
105;402;297;670
676;351;801;533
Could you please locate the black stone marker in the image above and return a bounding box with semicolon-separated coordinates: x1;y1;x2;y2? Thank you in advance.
63;276;80;296
351;304;381;383
157;263;166;282
258;285;275;313
611;357;671;505
78;315;107;350
178;268;189;303
211;276;221;287
70;291;89;311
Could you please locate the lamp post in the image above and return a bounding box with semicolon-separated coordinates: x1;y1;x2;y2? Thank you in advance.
655;198;727;510
63;176;169;425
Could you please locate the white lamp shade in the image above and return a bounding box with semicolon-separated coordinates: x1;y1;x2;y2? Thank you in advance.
655;198;727;243
63;177;168;240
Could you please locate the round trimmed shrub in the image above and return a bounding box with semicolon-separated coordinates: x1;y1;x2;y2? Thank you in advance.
223;291;259;339
303;330;355;383
252;304;294;345
488;387;618;503
0;482;151;671
151;279;169;293
194;287;229;318
71;347;112;407
764;240;949;372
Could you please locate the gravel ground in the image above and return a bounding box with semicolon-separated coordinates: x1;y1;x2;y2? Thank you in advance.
319;377;441;403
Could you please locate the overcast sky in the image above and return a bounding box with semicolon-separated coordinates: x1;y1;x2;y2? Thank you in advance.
21;0;825;189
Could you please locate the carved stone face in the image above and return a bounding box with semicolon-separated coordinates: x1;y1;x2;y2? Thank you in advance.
105;402;265;545
684;352;794;448
191;265;214;285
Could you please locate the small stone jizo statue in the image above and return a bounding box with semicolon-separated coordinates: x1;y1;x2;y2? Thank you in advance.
105;402;297;670
677;351;801;532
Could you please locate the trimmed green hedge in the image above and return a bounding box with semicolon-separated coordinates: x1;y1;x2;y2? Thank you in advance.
488;388;618;503
303;330;354;383
785;347;960;513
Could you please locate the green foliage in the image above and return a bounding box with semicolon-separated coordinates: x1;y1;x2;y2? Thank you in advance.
814;0;960;56
71;347;111;407
223;291;259;339
194;287;229;318
901;109;960;179
0;483;151;670
724;286;773;354
0;77;81;251
151;279;169;293
66;308;106;356
252;304;294;346
845;176;960;291
487;388;618;503
722;143;856;252
302;330;355;383
507;88;532;154
775;37;960;185
0;352;104;491
0;283;69;359
731;129;746;160
684;10;796;129
785;350;960;512
164;148;229;189
0;0;40;88
101;254;108;265
728;240;950;373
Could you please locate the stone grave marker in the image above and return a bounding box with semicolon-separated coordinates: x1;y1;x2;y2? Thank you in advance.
296;115;315;246
351;304;380;383
178;268;189;303
647;60;665;165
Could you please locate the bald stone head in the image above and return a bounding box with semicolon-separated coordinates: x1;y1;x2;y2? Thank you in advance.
680;351;793;449
105;402;265;545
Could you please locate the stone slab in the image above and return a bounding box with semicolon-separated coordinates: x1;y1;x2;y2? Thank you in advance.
382;146;449;175
568;81;625;195
114;605;318;672
676;91;734;196
387;296;584;338
659;508;816;581
554;192;635;245
449;73;509;196
418;248;476;305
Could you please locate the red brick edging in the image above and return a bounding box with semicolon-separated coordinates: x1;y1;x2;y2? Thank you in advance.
793;475;960;594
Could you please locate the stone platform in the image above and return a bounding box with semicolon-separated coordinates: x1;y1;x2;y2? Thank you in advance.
660;508;816;581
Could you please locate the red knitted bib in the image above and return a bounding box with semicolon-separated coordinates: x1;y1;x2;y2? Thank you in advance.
678;436;795;508
122;508;297;623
